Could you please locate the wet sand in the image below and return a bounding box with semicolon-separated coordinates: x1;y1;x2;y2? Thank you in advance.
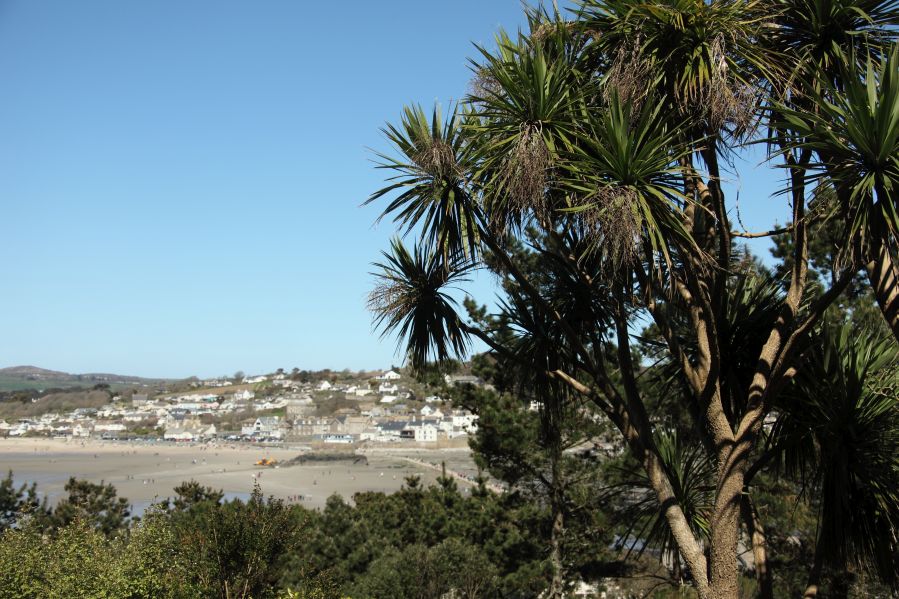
0;438;481;512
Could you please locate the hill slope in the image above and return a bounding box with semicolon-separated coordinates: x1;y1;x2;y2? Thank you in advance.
0;366;176;392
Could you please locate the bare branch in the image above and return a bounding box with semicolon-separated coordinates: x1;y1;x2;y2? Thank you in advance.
731;228;789;239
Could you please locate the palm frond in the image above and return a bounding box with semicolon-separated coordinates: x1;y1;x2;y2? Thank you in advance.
466;27;589;234
604;430;714;566
562;92;694;270
368;239;472;370
764;0;899;88
367;104;481;260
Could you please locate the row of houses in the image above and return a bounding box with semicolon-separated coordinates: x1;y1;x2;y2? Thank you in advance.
290;409;478;444
159;405;480;445
1;403;479;445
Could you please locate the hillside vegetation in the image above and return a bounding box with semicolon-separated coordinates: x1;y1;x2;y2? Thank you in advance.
0;389;112;421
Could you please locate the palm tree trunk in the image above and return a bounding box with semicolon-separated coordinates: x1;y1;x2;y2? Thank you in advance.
547;439;565;599
709;468;744;599
548;496;565;599
866;242;899;344
740;495;774;599
803;546;824;598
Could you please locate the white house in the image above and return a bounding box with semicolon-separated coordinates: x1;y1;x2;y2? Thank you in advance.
164;421;215;441
378;421;409;441
413;424;438;443
420;406;444;418
123;412;147;423
377;370;402;381
323;434;354;444
256;398;288;411
317;380;333;391
72;423;92;438
378;382;399;394
202;379;232;388
360;427;382;442
164;429;196;442
177;402;218;414
7;425;27;437
242;416;283;439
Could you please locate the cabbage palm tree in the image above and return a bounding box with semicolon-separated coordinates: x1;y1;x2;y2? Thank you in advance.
776;46;899;342
365;3;899;598
769;324;899;597
580;0;770;136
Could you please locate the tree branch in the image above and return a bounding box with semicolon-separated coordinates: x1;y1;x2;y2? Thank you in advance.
731;228;789;239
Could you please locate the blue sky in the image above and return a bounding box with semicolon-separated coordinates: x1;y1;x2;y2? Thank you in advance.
0;1;786;379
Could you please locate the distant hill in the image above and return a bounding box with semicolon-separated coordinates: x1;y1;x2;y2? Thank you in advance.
0;365;177;392
0;366;71;378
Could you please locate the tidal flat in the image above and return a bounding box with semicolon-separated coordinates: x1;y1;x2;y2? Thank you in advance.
0;438;481;512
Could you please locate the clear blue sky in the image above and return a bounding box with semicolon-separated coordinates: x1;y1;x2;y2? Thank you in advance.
0;1;786;379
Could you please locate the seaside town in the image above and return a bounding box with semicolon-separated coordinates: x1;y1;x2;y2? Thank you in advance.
0;368;481;447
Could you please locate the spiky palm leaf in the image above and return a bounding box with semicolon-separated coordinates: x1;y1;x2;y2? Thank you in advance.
775;45;899;263
467;25;588;233
769;324;899;586
563;92;694;269
541;237;616;336
500;290;571;391
368;239;472;370
367;105;481;260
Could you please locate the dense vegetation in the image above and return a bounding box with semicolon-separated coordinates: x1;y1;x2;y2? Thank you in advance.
1;471;616;598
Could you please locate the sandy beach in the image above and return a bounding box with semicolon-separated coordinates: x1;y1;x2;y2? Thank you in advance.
0;438;481;512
